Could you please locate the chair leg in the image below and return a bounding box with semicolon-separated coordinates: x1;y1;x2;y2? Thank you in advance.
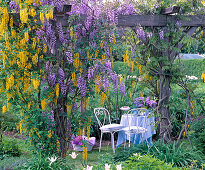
99;132;103;152
111;133;115;153
128;133;131;147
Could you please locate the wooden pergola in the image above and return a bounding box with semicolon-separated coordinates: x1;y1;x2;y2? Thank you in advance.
9;4;205;153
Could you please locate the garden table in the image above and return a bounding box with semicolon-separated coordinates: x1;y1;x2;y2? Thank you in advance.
116;110;156;148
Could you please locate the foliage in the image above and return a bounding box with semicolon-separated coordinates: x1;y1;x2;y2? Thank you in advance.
19;153;72;170
189;119;205;154
114;140;204;168
122;153;178;170
0;137;21;160
179;59;205;78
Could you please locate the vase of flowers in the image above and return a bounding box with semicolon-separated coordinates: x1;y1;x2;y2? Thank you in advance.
72;135;95;152
134;97;157;111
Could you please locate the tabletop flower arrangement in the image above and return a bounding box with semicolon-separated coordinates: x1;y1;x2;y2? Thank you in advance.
134;97;157;109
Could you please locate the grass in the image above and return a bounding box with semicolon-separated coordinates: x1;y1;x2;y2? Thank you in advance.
0;135;117;169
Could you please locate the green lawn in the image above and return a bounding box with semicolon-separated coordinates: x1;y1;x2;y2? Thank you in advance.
0;135;120;169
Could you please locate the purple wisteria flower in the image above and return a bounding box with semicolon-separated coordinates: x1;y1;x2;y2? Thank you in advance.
134;97;157;109
134;97;145;108
159;30;164;40
120;81;125;96
45;20;56;52
105;60;112;72
48;73;56;87
66;51;73;64
136;27;146;41
103;77;109;92
58;67;65;86
61;84;67;97
77;76;87;97
46;61;52;73
57;23;65;43
88;67;94;81
10;1;19;12
112;73;118;94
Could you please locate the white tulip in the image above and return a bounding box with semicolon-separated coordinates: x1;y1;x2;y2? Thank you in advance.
116;164;122;170
105;163;111;170
69;152;78;159
48;156;57;166
83;165;93;170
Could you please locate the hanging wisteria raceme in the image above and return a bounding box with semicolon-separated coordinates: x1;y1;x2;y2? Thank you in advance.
103;77;109;92
9;1;19;12
77;76;87;97
48;73;56;87
88;67;94;81
159;30;164;40
136;27;146;41
58;67;65;87
57;23;65;44
112;73;118;94
120;80;125;96
66;51;73;64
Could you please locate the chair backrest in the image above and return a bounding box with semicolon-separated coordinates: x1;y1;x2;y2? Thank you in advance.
94;108;111;128
125;109;147;130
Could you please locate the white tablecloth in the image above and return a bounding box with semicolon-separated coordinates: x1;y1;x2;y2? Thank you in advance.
116;112;156;148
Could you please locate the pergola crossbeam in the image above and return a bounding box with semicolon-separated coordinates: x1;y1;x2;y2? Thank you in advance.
118;15;205;27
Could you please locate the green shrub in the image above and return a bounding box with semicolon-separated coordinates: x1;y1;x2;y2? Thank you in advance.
114;140;204;168
0;138;21;159
122;153;179;170
180;59;205;78
189;119;205;154
19;154;73;170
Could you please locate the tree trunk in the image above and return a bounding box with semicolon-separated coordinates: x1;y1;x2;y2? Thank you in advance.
55;98;68;157
159;75;172;142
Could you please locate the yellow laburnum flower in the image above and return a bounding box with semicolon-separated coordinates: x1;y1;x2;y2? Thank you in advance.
43;43;47;53
100;92;107;106
70;27;73;39
72;72;77;86
48;131;52;138
24;31;29;42
19;121;23;134
32;38;37;49
73;53;79;69
45;9;53;20
10;16;13;28
40;12;45;24
7;102;11;110
29;8;36;17
32;53;38;65
41;98;46;110
55;83;59;97
131;61;134;72
156;80;159;92
67;104;72;116
32;79;40;90
95;75;101;93
95;50;99;58
201;73;205;82
20;8;28;23
82;147;87;162
9;74;15;88
56;140;60;152
2;105;7;114
102;54;105;60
